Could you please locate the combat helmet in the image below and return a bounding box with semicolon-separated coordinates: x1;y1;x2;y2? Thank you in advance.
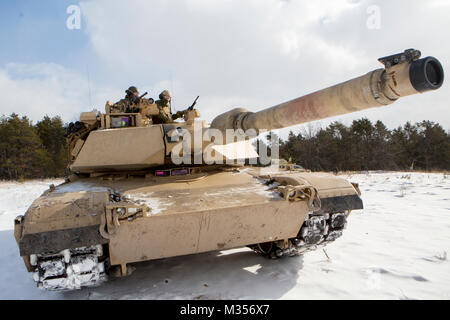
126;86;139;96
159;90;171;101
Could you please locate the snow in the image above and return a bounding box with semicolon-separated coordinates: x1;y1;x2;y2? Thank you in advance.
0;173;449;300
131;193;175;215
53;181;109;194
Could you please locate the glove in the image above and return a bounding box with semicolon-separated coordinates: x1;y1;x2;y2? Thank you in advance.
173;111;184;119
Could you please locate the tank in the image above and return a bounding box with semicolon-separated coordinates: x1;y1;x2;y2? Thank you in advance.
13;49;444;290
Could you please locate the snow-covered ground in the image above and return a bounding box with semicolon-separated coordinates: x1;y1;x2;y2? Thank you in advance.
0;172;449;300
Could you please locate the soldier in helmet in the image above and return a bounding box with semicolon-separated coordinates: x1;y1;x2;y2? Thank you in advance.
111;86;143;113
153;90;183;124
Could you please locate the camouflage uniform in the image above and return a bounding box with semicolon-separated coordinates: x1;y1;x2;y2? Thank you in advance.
153;101;173;123
111;86;141;113
153;90;181;124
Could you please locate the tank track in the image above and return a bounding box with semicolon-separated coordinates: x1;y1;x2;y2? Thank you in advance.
30;245;107;291
249;211;348;259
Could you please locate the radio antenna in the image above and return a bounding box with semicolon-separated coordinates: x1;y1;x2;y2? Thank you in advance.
86;64;92;107
170;70;175;111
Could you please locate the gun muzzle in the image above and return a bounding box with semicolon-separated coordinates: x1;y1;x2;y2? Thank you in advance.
139;92;148;99
408;56;444;92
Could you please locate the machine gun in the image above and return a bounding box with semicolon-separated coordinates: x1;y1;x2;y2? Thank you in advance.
132;91;148;104
173;96;200;120
188;96;200;111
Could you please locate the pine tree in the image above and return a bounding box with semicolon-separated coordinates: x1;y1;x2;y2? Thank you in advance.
36;116;68;177
0;114;51;180
278;118;449;172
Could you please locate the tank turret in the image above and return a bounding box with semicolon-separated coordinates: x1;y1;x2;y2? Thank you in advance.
68;49;443;173
211;49;444;132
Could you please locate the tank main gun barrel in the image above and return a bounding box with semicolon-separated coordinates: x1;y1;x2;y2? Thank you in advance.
211;49;444;132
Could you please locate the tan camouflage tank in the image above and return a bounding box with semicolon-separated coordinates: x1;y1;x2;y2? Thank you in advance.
14;49;444;290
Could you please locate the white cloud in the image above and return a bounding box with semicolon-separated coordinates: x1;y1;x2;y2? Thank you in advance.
0;63;121;123
78;0;450;132
1;0;449;134
76;0;370;122
429;0;450;8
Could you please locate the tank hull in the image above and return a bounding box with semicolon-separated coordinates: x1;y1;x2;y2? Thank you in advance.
14;168;362;289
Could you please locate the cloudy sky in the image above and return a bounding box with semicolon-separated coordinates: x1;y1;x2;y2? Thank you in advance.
0;0;449;138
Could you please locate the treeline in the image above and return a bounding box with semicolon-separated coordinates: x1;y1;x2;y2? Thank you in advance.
0;113;449;180
0;114;67;180
279;118;450;172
